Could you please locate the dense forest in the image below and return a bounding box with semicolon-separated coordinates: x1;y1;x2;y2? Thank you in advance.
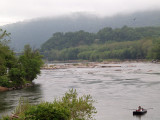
41;26;160;61
0;28;43;88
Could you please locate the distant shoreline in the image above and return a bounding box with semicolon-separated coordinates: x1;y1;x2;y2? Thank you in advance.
41;60;159;70
44;59;158;64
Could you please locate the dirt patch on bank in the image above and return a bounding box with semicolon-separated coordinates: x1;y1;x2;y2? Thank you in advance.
0;86;9;92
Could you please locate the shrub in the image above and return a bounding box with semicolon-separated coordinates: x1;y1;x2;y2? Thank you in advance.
8;68;25;87
0;76;11;88
24;102;71;120
56;89;97;120
19;45;44;82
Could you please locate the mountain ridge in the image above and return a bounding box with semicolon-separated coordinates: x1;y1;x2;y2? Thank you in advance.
1;10;160;51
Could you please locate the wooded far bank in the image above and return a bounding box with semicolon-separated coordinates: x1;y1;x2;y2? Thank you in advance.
41;26;160;61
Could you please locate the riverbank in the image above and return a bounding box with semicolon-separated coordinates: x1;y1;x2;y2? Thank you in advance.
0;86;8;92
0;83;33;92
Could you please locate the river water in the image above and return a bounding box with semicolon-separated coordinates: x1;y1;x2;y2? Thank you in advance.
0;62;160;120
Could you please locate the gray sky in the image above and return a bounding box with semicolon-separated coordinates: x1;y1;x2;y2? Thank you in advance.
0;0;160;26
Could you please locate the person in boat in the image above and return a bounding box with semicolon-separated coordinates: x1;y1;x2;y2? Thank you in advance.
137;106;143;111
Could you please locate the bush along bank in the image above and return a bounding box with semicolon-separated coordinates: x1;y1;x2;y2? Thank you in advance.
0;29;43;91
1;89;97;120
0;44;43;91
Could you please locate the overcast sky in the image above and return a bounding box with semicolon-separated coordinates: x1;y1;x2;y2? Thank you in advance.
0;0;160;26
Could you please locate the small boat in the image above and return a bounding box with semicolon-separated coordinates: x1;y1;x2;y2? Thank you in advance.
133;109;147;115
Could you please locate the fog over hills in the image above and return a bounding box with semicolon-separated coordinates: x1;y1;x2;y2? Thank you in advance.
1;10;160;51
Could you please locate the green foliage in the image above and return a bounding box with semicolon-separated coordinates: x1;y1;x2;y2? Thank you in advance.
41;30;95;51
97;26;142;43
41;26;160;52
0;76;11;88
9;98;70;120
41;26;160;61
24;102;71;120
147;38;160;59
0;28;43;88
0;116;10;120
0;28;11;44
19;45;43;82
0;28;15;87
42;39;155;61
1;89;97;120
8;68;25;86
0;30;13;76
14;98;32;116
58;89;97;120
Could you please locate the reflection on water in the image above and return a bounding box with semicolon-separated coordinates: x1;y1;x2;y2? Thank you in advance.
0;84;42;117
0;62;160;120
133;113;149;120
134;115;143;120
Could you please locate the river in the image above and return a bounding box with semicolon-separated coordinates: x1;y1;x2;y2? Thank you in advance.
0;62;160;120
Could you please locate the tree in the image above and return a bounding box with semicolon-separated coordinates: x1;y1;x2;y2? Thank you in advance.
19;45;43;82
8;68;25;87
0;28;11;76
97;27;113;43
0;28;16;87
148;38;160;59
0;29;44;88
0;28;11;45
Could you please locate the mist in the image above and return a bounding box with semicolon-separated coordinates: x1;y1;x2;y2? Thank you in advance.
1;10;160;51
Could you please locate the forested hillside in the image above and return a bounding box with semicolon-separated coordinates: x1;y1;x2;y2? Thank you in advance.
2;10;160;50
41;26;160;61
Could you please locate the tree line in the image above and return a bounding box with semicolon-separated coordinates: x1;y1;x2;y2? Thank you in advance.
41;26;160;61
0;28;43;88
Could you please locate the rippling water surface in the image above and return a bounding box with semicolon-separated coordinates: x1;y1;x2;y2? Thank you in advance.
0;62;160;120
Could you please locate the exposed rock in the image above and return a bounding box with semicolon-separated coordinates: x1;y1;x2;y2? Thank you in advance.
100;65;121;68
8;88;13;91
25;83;33;87
115;69;122;71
